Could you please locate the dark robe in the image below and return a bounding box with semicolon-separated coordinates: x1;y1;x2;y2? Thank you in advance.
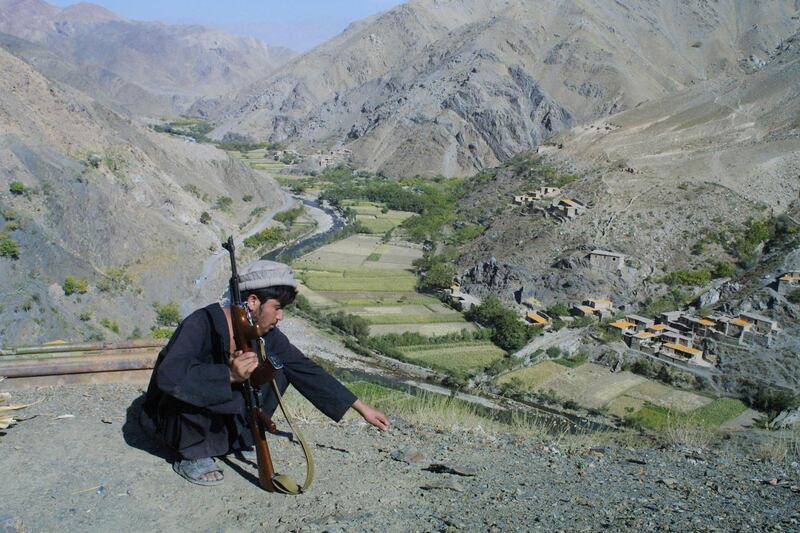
141;303;357;460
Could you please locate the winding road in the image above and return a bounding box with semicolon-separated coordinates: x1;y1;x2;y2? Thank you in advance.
181;188;340;316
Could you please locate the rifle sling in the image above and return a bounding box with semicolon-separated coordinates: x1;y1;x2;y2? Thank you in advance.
254;339;314;495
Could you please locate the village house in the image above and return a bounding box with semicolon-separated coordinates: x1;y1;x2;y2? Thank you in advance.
588;250;626;271
625;331;657;351
716;316;753;337
659;342;707;366
608;319;636;335
738;312;780;336
512;186;562;206
661;330;693;347
525;310;552;329
657;310;683;324
646;323;679;336
777;271;800;296
678;315;717;336
625;314;654;332
572;304;597;319
549;198;587;219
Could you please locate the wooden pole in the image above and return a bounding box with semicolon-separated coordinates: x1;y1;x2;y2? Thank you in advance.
0;352;158;378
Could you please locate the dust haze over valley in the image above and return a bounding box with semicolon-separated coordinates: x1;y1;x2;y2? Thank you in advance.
1;0;800;530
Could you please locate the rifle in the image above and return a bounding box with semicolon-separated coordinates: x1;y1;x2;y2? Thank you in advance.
222;236;314;494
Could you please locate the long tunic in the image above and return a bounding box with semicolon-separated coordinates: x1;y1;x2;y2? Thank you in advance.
141;303;357;459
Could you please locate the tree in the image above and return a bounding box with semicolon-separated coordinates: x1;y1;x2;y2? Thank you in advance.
154;301;181;327
422;262;456;290
9;181;24;195
0;238;19;259
200;211;211;224
63;276;89;295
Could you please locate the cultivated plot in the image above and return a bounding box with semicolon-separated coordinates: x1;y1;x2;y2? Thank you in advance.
396;342;505;377
496;362;739;427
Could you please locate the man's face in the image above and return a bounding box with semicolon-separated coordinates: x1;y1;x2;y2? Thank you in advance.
249;296;284;331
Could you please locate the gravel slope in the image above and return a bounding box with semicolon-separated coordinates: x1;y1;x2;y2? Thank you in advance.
1;382;798;532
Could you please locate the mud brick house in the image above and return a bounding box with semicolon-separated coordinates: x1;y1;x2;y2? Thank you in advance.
737;312;780;336
572;304;597;318
717;316;753;337
608;319;636;335
625;314;654;331
777;271;800;296
679;315;717;336
625;331;657;351
513;187;562;206
588;250;626;271
549;198;587;218
661;330;693;347
660;342;706;365
525;310;552;329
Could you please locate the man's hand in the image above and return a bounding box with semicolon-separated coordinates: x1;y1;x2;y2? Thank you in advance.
229;350;259;383
352;399;390;431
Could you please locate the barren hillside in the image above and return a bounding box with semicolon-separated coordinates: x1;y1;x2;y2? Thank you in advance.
0;46;283;344
0;0;295;116
209;0;799;176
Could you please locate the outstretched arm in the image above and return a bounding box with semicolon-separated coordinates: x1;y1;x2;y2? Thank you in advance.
352;399;390;431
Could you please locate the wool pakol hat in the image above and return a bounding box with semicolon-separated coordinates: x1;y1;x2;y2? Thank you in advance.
238;260;297;290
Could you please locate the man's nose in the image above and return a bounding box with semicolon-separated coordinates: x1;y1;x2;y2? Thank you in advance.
276;309;284;321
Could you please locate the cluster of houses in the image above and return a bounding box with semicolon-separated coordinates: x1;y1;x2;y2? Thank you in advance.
512;187;589;220
523;298;615;327
610;309;780;368
521;294;781;370
513;186;561;205
310;148;353;169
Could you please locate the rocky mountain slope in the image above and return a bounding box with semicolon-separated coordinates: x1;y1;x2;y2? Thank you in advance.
208;0;799;176
0;0;295;116
457;29;800;307
0;31;175;118
0;46;283;345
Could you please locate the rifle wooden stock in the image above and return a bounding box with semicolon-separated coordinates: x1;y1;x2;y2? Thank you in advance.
251;405;278;491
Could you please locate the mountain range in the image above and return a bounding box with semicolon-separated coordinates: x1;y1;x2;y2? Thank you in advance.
206;0;800;177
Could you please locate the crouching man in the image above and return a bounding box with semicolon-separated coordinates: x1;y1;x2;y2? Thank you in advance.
141;260;389;485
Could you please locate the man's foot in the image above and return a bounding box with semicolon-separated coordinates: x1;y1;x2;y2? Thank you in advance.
172;457;224;486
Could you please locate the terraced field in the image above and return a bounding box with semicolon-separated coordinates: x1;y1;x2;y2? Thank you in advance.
341;200;415;234
396;342;505;377
496;362;751;428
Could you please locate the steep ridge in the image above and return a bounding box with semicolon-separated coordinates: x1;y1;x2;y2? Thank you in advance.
0;47;283;344
0;0;295;115
210;0;799;176
0;32;175;117
455;30;800;310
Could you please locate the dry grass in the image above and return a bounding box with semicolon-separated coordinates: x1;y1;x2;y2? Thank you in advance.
755;429;800;463
662;412;718;450
0;389;40;430
277;382;571;439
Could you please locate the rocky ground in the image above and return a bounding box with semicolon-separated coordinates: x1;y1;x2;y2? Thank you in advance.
1;378;798;533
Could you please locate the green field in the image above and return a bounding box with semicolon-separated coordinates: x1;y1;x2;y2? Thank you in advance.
340;200;415;234
298;268;418;292
361;312;465;325
495;361;746;428
397;343;506;377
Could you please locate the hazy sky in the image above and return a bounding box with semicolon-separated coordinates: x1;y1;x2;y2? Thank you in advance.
49;0;405;51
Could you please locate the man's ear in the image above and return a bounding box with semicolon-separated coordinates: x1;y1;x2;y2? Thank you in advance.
246;293;260;310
